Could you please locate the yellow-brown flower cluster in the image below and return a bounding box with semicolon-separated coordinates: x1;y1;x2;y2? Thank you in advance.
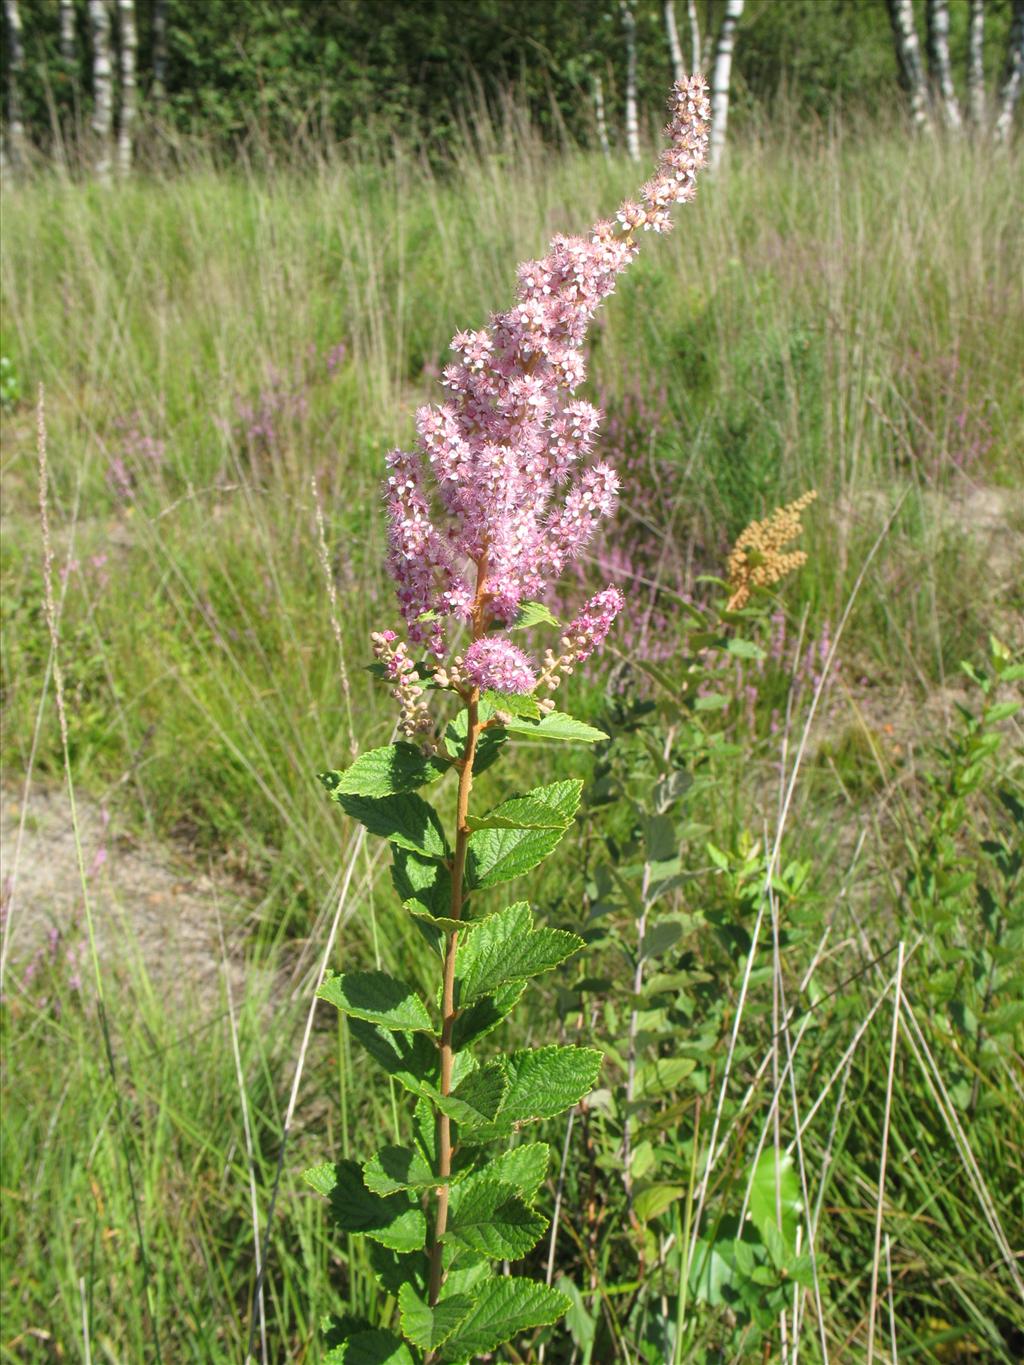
726;490;817;611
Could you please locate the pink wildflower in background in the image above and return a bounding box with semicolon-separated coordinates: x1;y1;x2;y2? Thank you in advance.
383;77;711;656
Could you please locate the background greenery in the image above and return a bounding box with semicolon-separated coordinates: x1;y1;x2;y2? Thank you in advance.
2;3;1023;1362
4;0;1021;155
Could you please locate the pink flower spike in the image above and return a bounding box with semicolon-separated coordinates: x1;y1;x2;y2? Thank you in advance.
464;638;538;695
376;76;710;651
563;586;626;663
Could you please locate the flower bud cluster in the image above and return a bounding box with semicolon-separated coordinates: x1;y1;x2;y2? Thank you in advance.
371;630;433;738
537;586;626;696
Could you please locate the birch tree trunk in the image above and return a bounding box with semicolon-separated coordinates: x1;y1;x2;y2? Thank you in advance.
687;0;702;70
3;0;29;174
968;0;986;131
709;0;744;173
60;0;76;67
887;0;933;132
664;0;685;85
926;0;963;131
593;72;610;155
88;0;114;182
152;0;168;108
994;0;1023;143
621;0;640;161
117;0;137;176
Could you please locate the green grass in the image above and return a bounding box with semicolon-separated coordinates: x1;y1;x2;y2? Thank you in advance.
1;119;1022;1361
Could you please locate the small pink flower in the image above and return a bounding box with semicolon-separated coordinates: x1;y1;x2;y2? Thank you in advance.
464;638;538;695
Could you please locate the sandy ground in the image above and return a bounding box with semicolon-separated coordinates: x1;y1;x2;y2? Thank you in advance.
1;780;253;1003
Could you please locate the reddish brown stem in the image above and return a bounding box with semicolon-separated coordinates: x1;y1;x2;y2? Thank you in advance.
426;559;489;1316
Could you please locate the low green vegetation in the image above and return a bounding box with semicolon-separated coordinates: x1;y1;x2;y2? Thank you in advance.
2;117;1022;1361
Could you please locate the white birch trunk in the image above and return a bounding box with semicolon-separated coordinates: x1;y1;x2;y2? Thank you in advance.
621;0;640;161
3;0;29;174
593;73;610;156
687;0;702;71
926;0;963;131
88;0;113;182
152;0;168;107
117;0;137;176
887;0;933;132
60;0;76;67
709;0;744;173
968;0;986;131
664;1;685;85
994;0;1023;143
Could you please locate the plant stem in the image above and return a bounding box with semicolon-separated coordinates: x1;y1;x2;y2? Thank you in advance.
427;691;481;1307
427;560;489;1313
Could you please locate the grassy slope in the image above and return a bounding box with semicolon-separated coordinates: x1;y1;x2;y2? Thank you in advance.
1;124;1022;1361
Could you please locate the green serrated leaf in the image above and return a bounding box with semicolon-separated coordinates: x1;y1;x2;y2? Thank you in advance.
452;981;525;1051
467;825;567;889
331;792;449;859
392;847;453;918
446;1178;547;1259
431;1062;508;1129
510;600;562;631
498;711;607;743
347;1018;438;1093
324;1329;416;1365
303;1160;425;1252
440;1277;571;1361
318;971;433;1032
466;779;583;831
467;1046;602;1142
482;690;541;719
362;1145;445;1196
320;744;449;799
444;712;507;773
472;1143;550;1204
455;902;583;1005
367;1243;428;1297
398;1284;473;1351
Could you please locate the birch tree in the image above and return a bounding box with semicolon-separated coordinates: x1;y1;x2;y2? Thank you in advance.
967;0;986;131
593;72;610;155
687;0;703;70
621;0;640;161
3;0;29;174
709;0;744;172
60;0;76;68
664;1;685;85
887;0;933;132
152;0;168;108
994;0;1023;143
117;0;137;175
926;0;963;131
88;0;113;181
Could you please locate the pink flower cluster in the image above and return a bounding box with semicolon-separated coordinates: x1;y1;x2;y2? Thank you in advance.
384;77;711;653
463;638;538;695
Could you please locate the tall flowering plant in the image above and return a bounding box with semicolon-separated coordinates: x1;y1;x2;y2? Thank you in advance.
308;77;711;1364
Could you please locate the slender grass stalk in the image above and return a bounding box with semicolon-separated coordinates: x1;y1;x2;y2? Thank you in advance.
867;940;904;1364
